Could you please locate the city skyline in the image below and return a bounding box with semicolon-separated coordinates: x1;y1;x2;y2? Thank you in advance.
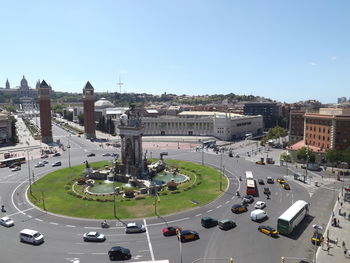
1;0;350;103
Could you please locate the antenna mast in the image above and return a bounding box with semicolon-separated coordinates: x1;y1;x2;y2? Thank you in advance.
117;75;124;93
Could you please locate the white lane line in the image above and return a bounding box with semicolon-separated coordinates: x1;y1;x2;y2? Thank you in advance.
225;200;230;204
10;180;31;216
27;215;32;218
49;222;58;225
35;218;43;222
84;226;100;229
91;253;106;255
148;217;190;226
138;250;149;253
66;225;76;228
206;209;213;213
195;213;202;217
68;252;84;255
231;196;235;200
216;205;222;209
143;219;155;261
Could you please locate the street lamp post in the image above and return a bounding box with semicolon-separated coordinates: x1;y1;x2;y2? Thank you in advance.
220;165;225;191
26;151;32;195
67;134;71;168
113;182;117;218
201;142;204;166
179;235;183;263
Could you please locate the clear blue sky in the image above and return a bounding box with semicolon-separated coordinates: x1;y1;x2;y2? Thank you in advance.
1;0;349;103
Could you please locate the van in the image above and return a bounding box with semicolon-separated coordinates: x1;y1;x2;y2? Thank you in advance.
201;217;218;228
250;209;268;222
19;229;44;245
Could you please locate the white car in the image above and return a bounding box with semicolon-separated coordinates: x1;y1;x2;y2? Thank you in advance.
83;232;106;242
254;201;266;209
102;153;111;156
34;162;45;168
11;166;21;172
0;216;14;227
250;209;268;221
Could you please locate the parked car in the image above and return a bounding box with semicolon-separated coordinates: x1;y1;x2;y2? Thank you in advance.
254;201;266;209
102;153;111;156
201;217;218;228
40;154;48;159
162;226;182;236
125;222;146;233
266;177;274;184
52;161;62;167
11;166;21;172
258;179;265;185
242;195;254;204
218;219;236;230
258;225;278;237
52;152;61;157
108;246;132;260
250;209;268;222
0;216;14;227
87;153;96;157
231;204;248;214
177;230;199;242
263;187;271;195
83;232;106;242
256;161;265;165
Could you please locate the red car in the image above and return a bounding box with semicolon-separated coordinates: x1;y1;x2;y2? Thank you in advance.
162;226;182;236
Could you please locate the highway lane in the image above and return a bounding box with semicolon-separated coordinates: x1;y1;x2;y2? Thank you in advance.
0;124;340;263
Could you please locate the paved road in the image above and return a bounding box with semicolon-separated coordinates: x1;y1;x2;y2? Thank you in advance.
0;119;344;263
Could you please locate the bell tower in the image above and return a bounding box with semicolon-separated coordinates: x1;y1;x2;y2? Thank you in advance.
38;80;53;143
83;81;96;139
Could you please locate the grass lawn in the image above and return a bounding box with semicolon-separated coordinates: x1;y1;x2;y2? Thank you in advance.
28;159;227;219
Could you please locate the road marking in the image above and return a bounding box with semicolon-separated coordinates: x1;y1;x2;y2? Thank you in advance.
225;201;230;204
7;207;34;217
206;209;213;213
216;205;222;209
66;225;76;228
195;213;202;217
84;226;100;229
68;253;84;255
138;250;149;253
148;217;190;226
27;215;32;218
50;222;58;225
91;253;106;255
143;219;155;261
35;218;43;222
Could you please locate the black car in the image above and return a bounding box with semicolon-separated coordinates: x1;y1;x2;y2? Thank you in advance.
53;152;61;157
9;162;21;168
108;246;131;261
218;219;236;230
87;153;95;157
201;217;218;228
258;179;265;185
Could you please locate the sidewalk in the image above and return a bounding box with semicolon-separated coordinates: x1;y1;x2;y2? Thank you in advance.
316;192;350;262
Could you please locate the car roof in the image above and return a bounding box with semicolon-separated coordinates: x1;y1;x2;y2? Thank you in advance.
219;219;233;223
87;231;97;235
110;246;128;252
127;222;141;227
232;204;242;208
1;216;10;220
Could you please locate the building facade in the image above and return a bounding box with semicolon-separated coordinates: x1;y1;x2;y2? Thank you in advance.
83;81;96;139
289;110;306;144
140;111;263;141
243;102;280;129
0;113;13;144
38;80;53;143
304;108;350;151
0;76;38;105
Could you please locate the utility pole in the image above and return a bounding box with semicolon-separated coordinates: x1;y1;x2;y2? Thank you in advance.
67;134;71;168
27;151;32;195
41;191;46;211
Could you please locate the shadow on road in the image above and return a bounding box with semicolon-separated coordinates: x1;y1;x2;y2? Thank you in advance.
284;214;315;240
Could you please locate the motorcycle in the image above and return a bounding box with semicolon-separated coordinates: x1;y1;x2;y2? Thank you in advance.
1;205;6;213
101;221;110;228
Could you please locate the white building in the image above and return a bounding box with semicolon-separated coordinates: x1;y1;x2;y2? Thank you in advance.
141;111;263;141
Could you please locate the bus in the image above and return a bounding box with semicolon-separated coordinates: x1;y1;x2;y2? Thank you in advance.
246;179;257;196
277;200;309;235
0;156;26;168
245;171;253;180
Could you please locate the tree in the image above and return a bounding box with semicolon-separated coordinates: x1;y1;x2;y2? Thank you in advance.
52;104;64;115
296;147;315;163
280;152;291;162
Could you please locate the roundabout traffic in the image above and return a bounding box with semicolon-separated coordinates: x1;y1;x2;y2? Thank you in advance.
0;125;338;263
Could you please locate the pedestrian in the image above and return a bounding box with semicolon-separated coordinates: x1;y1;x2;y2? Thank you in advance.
341;202;343;207
327;246;330;255
337;219;340;226
338;196;340;202
332;211;335;217
342;241;345;249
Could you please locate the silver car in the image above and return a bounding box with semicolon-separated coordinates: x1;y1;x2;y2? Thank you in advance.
125;222;146;233
83;232;106;242
0;216;14;227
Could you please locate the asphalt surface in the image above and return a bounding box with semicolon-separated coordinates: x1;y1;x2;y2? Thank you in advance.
0;119;344;263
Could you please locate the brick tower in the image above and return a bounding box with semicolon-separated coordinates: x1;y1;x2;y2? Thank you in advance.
38;80;53;143
83;81;96;139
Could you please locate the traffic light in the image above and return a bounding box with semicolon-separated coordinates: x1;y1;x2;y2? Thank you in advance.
281;256;285;263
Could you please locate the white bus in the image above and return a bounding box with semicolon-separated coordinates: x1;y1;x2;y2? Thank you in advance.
277;200;309;235
245;171;253;180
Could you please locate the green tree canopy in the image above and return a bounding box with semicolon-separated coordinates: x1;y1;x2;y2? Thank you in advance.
296;147;315;163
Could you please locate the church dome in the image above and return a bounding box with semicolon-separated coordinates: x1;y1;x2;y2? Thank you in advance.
20;76;28;87
95;98;114;109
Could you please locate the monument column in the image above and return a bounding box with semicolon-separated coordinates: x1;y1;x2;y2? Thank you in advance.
83;81;96;139
38;80;53;143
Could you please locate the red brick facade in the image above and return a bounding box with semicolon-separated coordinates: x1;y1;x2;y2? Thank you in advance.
83;81;96;139
39;80;53;143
